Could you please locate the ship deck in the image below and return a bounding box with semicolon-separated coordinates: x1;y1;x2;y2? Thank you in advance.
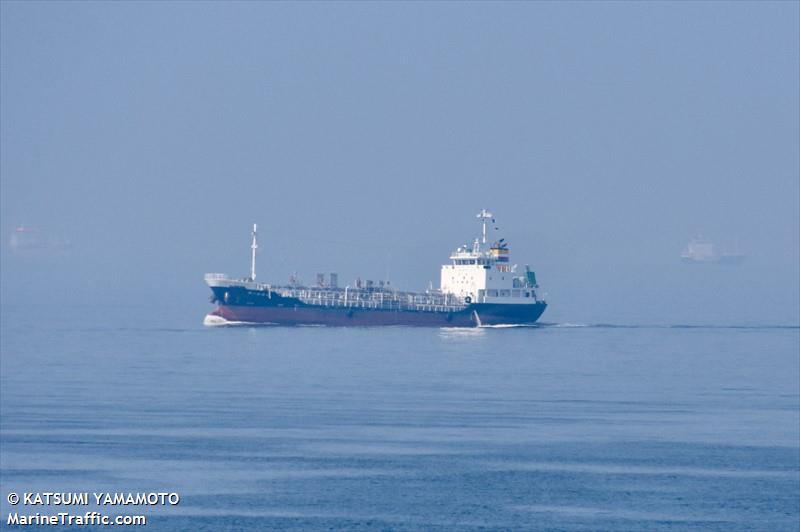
206;275;470;313
277;286;468;313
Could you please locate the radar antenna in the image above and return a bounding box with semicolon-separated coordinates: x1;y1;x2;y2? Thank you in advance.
250;223;258;281
476;209;494;246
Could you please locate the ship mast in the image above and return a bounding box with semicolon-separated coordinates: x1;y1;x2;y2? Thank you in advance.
477;209;493;247
250;223;258;281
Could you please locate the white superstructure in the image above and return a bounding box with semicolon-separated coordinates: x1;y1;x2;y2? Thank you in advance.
681;236;716;262
440;210;540;305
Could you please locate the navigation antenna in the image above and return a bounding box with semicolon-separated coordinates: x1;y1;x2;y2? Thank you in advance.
250;223;258;281
476;209;493;246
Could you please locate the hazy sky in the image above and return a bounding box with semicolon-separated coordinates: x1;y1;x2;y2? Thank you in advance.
1;1;798;325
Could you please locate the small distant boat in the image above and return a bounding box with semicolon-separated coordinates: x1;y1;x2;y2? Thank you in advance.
9;225;46;251
681;236;745;265
8;225;71;255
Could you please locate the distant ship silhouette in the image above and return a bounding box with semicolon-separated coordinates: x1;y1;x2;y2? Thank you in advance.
8;225;71;255
680;236;745;264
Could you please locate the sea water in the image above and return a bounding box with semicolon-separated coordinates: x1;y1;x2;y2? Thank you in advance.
1;303;798;530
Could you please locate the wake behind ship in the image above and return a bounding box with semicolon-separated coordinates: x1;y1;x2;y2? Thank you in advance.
204;210;547;327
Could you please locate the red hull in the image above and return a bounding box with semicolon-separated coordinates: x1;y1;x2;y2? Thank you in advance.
208;301;546;327
210;305;477;327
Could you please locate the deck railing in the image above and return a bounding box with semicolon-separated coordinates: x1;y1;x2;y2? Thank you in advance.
276;287;467;313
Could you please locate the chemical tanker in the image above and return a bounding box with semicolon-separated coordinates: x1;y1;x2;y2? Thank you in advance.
204;210;547;327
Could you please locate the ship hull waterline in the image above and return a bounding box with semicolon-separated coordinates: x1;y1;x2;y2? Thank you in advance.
205;302;547;327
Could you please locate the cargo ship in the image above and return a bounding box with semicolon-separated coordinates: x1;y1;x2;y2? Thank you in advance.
204;210;547;327
680;236;745;265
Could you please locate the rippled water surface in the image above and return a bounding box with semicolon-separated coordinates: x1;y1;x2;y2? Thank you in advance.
1;304;798;530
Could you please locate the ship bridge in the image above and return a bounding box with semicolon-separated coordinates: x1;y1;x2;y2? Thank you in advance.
440;210;540;305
